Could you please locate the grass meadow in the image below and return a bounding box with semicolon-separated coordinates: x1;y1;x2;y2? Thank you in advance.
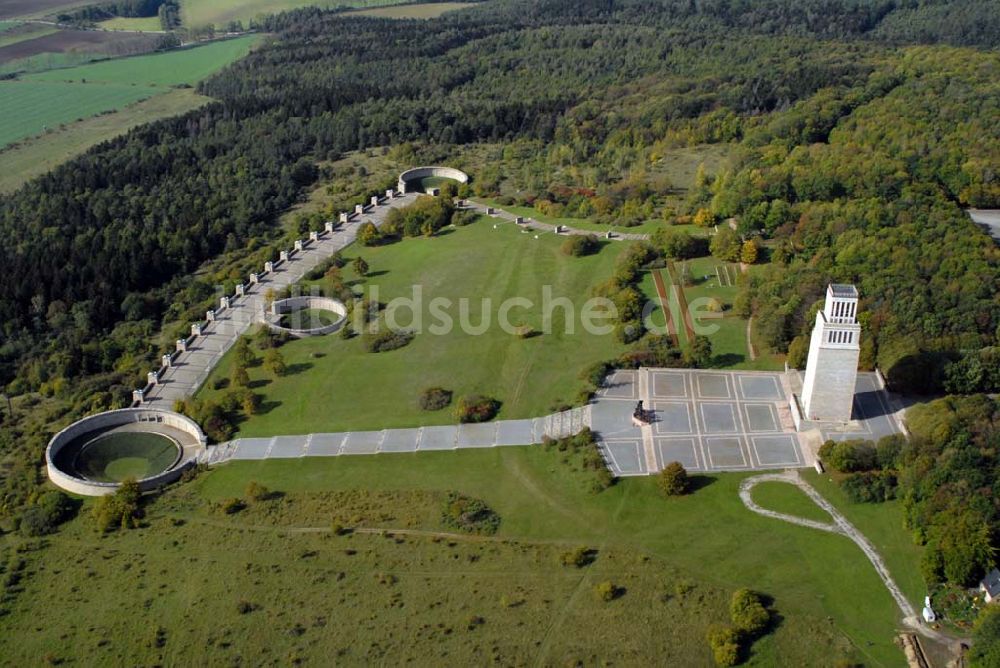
750;480;834;524
0;446;919;666
198;219;630;435
180;0;410;27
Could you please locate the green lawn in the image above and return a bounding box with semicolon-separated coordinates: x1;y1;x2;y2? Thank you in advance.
0;23;56;47
751;480;833;524
345;2;476;19
804;470;926;610
25;34;259;86
1;448;911;665
198;220;630;435
0;80;157;147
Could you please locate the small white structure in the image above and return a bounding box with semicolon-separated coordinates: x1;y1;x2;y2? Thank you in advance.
294;239;304;251
800;284;861;423
279;250;289;262
514;216;524;225
161;354;172;368
340;212;349;224
309;231;319;242
556;224;566;234
191;323;202;337
176;339;187;353
325;221;335;233
147;371;158;386
206;309;215;322
386;189;395;199
236;283;245;297
981;568;1000;603
220;296;230;310
486;207;496;215
370;195;379;207
249;272;259;285
264;261;274;273
922;596;936;623
354;204;364;215
606;230;615;239
132;389;144;404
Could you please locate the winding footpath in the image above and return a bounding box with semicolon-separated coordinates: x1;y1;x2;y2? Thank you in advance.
740;470;952;643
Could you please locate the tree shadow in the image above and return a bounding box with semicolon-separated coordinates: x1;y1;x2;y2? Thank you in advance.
711;353;744;367
687;475;716;493
249;378;272;389
258;400;282;415
365;270;389;278
286;362;313;375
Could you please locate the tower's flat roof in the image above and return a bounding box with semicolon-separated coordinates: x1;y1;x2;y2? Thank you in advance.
829;284;858;297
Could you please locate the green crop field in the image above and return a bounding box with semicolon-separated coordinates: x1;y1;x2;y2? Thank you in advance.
0;88;211;193
97;15;164;31
0;80;157;147
24;34;259;86
0;448;914;665
180;0;413;27
198;219;630;436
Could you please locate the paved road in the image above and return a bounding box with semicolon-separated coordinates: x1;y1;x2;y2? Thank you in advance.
142;192;418;407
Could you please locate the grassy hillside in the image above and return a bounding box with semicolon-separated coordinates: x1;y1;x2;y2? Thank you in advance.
0;449;915;665
181;0;414;27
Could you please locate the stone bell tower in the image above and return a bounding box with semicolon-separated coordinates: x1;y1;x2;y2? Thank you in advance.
800;284;861;423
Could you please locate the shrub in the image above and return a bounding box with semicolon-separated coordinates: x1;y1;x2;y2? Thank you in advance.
580;360;613;389
220;498;246;515
706;625;740;667
841;471;897;503
455;395;500;423
441;492;500;534
91;478;142;532
363;329;414;353
245;481;271;502
658;462;690;496
561;234;600;256
419;387;452;411
818;439;878;472
593;580;620;602
18;491;75;537
560;546;594;568
730;589;770;637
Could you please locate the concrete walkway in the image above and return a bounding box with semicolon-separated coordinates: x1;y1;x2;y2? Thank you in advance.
201;406;591;464
466;201;651;241
142;192;418;407
739;470;951;641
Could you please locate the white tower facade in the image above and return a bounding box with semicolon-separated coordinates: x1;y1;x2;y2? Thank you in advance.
800;284;861;422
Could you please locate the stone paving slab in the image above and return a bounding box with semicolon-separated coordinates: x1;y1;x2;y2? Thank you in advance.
743;403;780;432
343;431;382;454
309;433;345;456
269;435;307;458
233;438;272;460
602;440;645;475
380;428;420;453
495;419;536;446
736;374;783;401
652;401;693;435
705;436;748;468
750;434;801;467
419;426;458;450
654;437;701;471
457;422;498;448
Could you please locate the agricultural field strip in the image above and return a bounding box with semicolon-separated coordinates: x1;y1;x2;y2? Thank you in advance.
144;192;419;407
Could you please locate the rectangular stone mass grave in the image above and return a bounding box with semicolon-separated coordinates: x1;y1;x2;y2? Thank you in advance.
705;436;748;468
750;434;802;467
653;401;694;435
696;373;732;399
736;374;783;401
652;371;687;398
457;422;498;448
495;419;536;446
232;437;272;460
418;425;458;451
308;433;345;456
342;430;382;454
654;437;701;471
268;435;307;458
743;403;781;433
379;428;420;453
602;439;645;475
700;402;739;434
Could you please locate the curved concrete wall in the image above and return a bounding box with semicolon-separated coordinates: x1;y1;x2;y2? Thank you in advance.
398;166;469;192
267;296;347;337
46;408;207;497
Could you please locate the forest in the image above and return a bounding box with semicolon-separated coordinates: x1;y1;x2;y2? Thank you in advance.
0;0;997;524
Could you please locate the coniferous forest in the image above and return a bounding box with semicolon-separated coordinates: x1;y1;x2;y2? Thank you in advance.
0;0;998;593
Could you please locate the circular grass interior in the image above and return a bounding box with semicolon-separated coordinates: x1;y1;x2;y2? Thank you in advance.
74;431;180;483
278;308;339;330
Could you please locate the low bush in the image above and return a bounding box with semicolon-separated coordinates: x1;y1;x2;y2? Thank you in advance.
560;546;595;568
561;234;600;256
706;625;740;667
455;395;500;423
841;470;897;502
657;462;690;496
220;498;246;515
818;439;877;472
18;491;76;537
245;481;271;502
593;580;621;602
730;589;770;637
441;492;500;535
419;387;452;411
363;329;414;353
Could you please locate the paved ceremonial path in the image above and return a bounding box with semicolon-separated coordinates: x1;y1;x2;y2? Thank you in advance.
143;192;417;407
467;200;651;240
